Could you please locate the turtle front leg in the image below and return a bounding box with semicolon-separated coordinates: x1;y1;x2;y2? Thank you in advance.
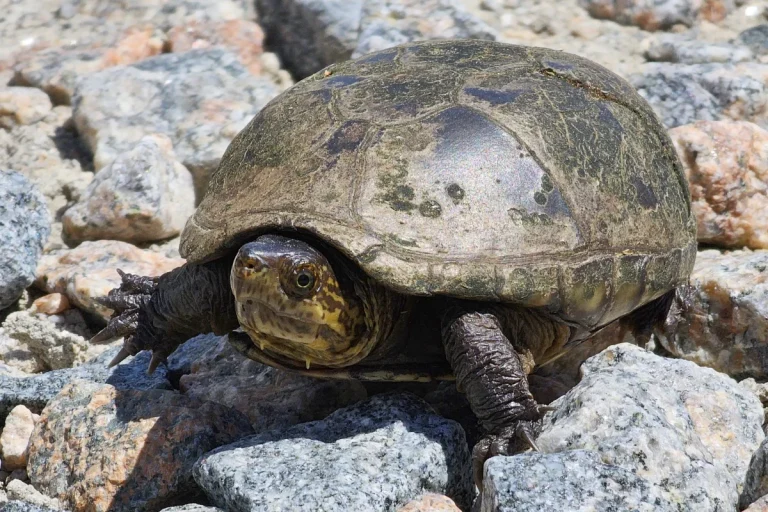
92;257;240;373
441;310;552;489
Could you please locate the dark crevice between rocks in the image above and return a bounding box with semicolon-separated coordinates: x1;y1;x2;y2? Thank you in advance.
51;121;93;174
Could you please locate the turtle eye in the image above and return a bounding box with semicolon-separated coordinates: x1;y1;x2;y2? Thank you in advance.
283;265;318;298
296;270;315;289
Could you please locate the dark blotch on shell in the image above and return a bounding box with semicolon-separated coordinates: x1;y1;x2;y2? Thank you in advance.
419;200;442;218
446;183;465;203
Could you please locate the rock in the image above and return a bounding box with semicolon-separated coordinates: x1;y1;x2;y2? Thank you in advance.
0;171;50;311
35;240;184;321
27;380;254;512
659;249;768;379
741;437;768;508
352;0;498;58
0;346;172;425
178;334;368;431
62;134;195;244
746;495;768;512
0;88;52;126
738;24;768;56
579;0;737;31
670;120;768;249
631;62;768;128
644;37;754;64
0;329;41;374
0;405;38;471
741;378;768;406
397;493;461;511
159;506;224;512
0;500;59;512
194;393;473;511
30;294;70;316
532;343;764;510
5;469;27;484
2;310;103;371
482;450;675;512
72;49;282;196
4;480;60;510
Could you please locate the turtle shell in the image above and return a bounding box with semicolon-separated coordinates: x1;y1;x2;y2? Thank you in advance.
180;40;696;330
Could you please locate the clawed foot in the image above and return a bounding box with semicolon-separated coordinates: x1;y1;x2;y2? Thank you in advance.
472;404;555;490
91;269;167;373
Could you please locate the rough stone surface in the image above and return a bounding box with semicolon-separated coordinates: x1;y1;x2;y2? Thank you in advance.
179;334;368;431
0;88;53;126
0;501;58;512
659;249;768;379
396;493;461;512
194;393;473;511
482;450;676;512
4;480;60;511
533;344;764;510
631;62;768;128
63;134;195;244
35;240;184;321
670;120;768;249
0;405;37;471
30;294;70;316
159;506;224;512
741;436;768;509
0;329;41;374
0;171;50;311
72;49;282;196
738;24;768;56
27;380;254;512
644;36;754;64
746;495;768;512
579;0;737;30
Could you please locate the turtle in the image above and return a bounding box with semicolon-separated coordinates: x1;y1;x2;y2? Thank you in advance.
92;39;697;488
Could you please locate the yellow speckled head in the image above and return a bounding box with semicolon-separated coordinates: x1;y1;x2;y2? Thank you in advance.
230;234;369;368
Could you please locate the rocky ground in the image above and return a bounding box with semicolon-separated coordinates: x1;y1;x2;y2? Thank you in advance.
2;0;768;511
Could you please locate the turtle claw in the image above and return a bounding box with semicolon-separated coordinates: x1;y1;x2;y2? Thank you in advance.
147;351;168;375
472;419;543;491
108;347;134;368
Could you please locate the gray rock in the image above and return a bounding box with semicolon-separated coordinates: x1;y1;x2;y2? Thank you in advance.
0;502;58;512
534;344;764;510
737;24;768;56
658;249;768;379
4;481;60;511
62;134;195;244
0;171;50;311
644;37;754;64
741;436;768;508
0;346;171;425
159;506;224;512
579;0;738;31
194;393;473;511
73;49;281;197
631;62;768;128
482;450;676;512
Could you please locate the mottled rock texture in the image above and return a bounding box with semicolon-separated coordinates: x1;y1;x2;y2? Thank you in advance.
27;380;254;512
0;88;52;126
670;120;768;249
0;171;50;311
63;134;195;244
4;480;60;511
741;436;768;509
195;393;473;511
0;501;58;512
0;405;38;471
396;493;462;512
579;0;738;31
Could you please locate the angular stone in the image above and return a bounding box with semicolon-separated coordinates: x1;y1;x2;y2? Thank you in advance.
738;25;768;57
644;37;754;64
397;493;461;512
63;134;195;244
194;394;473;511
72;49;282;196
0;88;52;126
27;381;253;512
30;294;70;316
631;62;768;128
746;495;768;512
670;120;768;249
579;0;737;31
35;240;184;321
535;344;764;510
0;405;37;471
0;171;50;311
0;500;59;512
4;480;60;510
0;328;41;374
159;506;224;512
178;334;367;432
659;249;768;379
741;436;768;508
482;450;675;512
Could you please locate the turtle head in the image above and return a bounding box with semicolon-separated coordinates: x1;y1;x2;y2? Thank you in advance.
230;234;368;368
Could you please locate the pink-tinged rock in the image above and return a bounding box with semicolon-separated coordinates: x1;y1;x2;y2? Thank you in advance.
0;405;38;471
745;495;768;512
31;293;71;316
0;87;52;125
397;493;462;512
671;120;768;249
35;241;184;320
168;20;265;76
62;134;195;244
579;0;737;31
27;380;253;512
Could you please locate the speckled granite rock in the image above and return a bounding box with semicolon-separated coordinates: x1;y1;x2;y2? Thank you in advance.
579;0;737;31
396;493;461;511
482;450;675;511
0;328;41;374
0;346;171;425
159;506;224;512
670;120;768;249
659;249;768;379
73;49;282;196
644;37;754;64
63;134;195;244
746;495;768;512
35;240;184;321
0;405;38;471
179;334;367;431
30;294;70;316
740;436;768;509
4;480;60;511
0;88;53;126
194;393;473;511
0;500;59;512
27;380;254;512
738;24;768;56
631;62;768;128
0;171;50;311
533;343;764;510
